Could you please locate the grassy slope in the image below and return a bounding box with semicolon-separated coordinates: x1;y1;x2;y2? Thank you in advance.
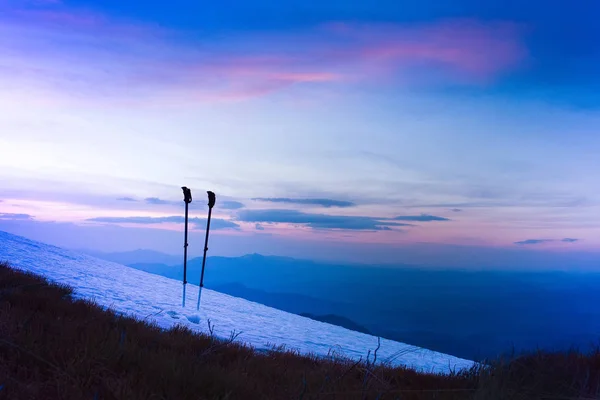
0;262;598;400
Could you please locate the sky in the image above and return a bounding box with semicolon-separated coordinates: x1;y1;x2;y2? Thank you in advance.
1;0;600;267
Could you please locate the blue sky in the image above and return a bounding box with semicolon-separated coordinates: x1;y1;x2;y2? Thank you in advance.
0;0;599;266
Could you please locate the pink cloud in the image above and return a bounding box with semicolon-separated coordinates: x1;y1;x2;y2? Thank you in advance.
319;20;527;83
0;4;528;103
145;19;525;100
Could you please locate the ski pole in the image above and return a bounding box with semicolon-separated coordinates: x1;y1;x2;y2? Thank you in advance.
197;190;216;310
181;186;192;307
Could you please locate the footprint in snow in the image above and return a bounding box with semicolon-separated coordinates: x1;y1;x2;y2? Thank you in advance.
166;310;180;319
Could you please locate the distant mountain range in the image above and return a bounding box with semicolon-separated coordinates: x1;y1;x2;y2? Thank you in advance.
81;249;182;266
81;248;373;346
299;313;371;334
83;248;600;361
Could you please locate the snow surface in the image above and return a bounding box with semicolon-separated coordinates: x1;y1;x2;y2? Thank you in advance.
0;231;475;373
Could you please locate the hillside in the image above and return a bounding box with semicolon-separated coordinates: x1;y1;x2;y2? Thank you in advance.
3;261;600;399
0;262;478;400
0;231;473;373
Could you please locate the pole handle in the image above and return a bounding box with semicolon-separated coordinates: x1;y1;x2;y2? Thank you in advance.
207;191;216;208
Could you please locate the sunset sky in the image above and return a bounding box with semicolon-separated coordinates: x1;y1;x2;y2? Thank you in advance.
1;0;599;267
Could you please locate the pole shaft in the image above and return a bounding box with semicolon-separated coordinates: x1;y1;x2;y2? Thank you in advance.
183;201;189;283
197;206;213;310
182;201;189;307
199;207;213;288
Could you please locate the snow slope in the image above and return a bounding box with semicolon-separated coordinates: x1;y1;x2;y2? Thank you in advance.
0;231;475;373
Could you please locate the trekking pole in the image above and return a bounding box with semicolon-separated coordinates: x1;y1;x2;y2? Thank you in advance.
181;186;192;307
197;190;216;310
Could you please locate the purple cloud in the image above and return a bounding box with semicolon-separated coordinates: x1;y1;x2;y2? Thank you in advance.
393;214;450;222
514;238;580;245
561;238;579;243
0;213;33;220
253;198;355;208
237;209;410;231
221;201;245;210
144;197;175;205
0;4;528;103
86;215;239;230
514;239;554;245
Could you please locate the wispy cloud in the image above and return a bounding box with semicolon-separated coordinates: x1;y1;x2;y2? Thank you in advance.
252;198;356;208
561;238;579;243
321;20;526;82
405;195;591;210
237;209;410;231
393;214;450;222
144;197;176;205
86;216;239;230
514;238;581;245
221;201;245;210
0;213;33;220
514;239;553;245
0;4;528;104
450;208;462;212
255;223;265;231
117;197;138;202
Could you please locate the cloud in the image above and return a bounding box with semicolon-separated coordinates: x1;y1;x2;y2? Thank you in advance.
237;209;410;231
0;213;33;220
561;238;579;243
404;193;591;210
144;197;175;205
255;223;265;231
117;197;138;202
393;214;450;222
144;198;164;205
144;197;206;208
514;239;554;245
86;216;239;230
252;198;356;208
221;201;245;210
514;238;581;245
450;208;462;212
0;8;527;104
323;20;525;80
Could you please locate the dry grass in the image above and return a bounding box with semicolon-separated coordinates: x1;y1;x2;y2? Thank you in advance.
0;261;598;400
474;349;600;400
